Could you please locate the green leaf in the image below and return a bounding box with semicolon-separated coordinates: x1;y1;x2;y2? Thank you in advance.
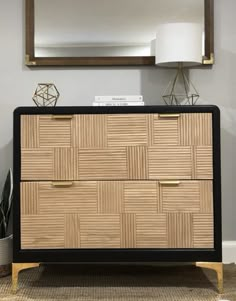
0;169;13;238
1;170;13;215
0;207;6;238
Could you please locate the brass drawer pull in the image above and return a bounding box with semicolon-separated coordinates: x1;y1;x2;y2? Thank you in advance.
159;114;180;118
52;115;73;120
159;181;181;186
52;181;73;187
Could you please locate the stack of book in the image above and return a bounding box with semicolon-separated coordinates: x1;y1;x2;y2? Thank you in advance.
93;95;144;106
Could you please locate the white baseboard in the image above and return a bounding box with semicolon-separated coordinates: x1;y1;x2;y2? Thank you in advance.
223;241;236;263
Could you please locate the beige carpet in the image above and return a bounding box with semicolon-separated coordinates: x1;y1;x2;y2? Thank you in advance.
0;263;236;301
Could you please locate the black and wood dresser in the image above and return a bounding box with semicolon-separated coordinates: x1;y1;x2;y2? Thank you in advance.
13;106;222;292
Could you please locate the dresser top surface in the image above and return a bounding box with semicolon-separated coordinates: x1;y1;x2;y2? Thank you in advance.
14;105;220;116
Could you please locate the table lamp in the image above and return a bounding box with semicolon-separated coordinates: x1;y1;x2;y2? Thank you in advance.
155;23;202;105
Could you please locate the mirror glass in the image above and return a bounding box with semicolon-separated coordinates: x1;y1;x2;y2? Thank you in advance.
34;0;204;58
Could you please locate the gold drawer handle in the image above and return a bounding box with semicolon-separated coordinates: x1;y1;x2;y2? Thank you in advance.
52;181;73;187
159;114;180;118
159;181;181;186
52;115;73;120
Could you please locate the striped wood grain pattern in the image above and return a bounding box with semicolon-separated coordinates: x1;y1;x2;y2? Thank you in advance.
54;148;77;180
20;112;214;249
120;213;136;248
153;114;179;145
195;146;213;179
71;115;79;147
147;114;154;146
124;181;158;214
39;115;72;147
127;146;148;179
38;181;97;214
64;214;80;248
179;114;194;145
78;148;127;180
200;181;213;213
179;113;212;146
148;146;192;179
98;181;124;213
21;113;213;181
76;114;107;148
167;213;193;248
21;215;64;249
80;215;120;248
161;181;200;213
193;214;214;248
20;182;39;215
156;182;162;213
21;148;54;180
21;115;39;148
107;114;148;146
191;146;196;179
136;214;167;248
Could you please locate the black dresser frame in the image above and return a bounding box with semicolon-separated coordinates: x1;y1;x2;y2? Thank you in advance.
13;105;222;263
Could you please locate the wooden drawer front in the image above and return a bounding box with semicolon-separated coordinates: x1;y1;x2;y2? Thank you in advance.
20;180;213;249
21;113;212;148
159;181;214;248
21;113;213;181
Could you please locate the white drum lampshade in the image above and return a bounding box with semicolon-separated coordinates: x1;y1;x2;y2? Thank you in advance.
155;22;202;67
155;22;203;105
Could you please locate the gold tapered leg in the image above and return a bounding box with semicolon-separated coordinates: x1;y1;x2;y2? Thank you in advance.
12;263;40;293
196;262;223;294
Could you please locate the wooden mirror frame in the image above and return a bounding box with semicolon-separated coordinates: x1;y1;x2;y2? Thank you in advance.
25;0;214;66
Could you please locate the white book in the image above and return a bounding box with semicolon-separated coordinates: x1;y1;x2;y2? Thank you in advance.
93;101;145;106
95;95;143;102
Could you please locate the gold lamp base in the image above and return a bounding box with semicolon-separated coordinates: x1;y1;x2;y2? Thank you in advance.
162;62;199;106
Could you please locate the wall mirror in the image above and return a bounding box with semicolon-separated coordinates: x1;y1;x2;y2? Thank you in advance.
25;0;214;66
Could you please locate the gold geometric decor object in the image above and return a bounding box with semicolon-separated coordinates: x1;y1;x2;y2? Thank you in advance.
32;83;59;107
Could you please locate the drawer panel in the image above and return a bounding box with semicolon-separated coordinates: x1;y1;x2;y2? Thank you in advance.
39;115;72;147
20;113;213;181
21;148;77;181
20;180;213;249
179;113;212;146
107;114;148;146
195;146;213;179
21;115;73;148
148;146;193;180
160;180;213;213
21;113;212;148
78;148;127;180
151;113;212;146
21;148;54;180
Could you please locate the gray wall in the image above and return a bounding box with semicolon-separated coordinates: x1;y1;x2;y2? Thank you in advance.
0;0;235;240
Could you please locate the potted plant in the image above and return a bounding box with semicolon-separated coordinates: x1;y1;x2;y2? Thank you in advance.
0;169;13;277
